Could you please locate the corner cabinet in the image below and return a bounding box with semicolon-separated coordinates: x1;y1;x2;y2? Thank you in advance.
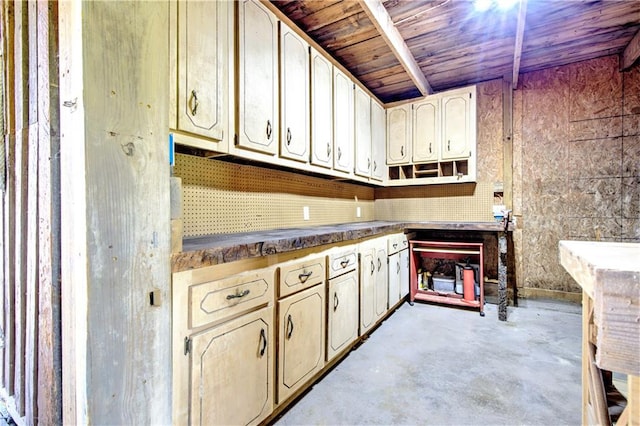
387;85;477;185
170;0;231;152
237;0;279;155
279;21;310;162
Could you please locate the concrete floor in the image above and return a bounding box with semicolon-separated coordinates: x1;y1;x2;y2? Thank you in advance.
274;299;582;425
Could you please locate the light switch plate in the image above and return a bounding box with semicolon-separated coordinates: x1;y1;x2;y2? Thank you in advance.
356;207;361;218
303;206;310;221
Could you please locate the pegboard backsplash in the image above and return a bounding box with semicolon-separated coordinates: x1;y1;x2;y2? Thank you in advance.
174;154;375;236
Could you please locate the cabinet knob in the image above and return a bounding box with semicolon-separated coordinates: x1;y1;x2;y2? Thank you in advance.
189;90;199;116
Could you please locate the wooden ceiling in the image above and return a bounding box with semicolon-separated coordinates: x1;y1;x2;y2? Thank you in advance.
270;0;640;103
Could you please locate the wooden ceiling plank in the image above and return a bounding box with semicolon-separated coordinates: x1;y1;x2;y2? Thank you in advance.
358;0;432;95
512;0;527;87
621;29;640;71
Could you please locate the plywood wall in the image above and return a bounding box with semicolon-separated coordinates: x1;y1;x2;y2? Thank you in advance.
513;55;639;294
174;154;375;237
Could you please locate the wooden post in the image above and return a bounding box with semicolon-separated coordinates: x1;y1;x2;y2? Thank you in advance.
59;2;171;424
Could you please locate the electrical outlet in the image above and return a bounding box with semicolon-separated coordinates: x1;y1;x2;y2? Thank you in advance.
356;207;361;218
303;206;310;221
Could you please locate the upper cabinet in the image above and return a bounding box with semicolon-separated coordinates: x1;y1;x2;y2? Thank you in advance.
170;0;231;152
441;89;473;161
386;104;412;165
354;86;372;178
333;69;354;174
237;0;279;155
370;99;386;182
387;85;477;185
280;22;310;162
310;48;333;169
413;98;439;163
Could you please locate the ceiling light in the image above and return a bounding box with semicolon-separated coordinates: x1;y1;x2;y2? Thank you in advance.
473;0;493;12
496;0;519;10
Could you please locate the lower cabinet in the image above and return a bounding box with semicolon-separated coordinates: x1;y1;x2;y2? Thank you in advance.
359;238;388;335
190;306;274;426
326;270;359;362
277;283;326;404
388;233;410;307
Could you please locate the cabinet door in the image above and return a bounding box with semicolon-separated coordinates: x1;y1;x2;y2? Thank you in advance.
333;69;354;173
326;270;359;362
441;90;471;160
278;284;326;403
190;306;273;426
310;48;333;168
371;99;386;181
280;22;309;162
354;86;372;177
374;247;388;319
359;248;376;335
400;248;410;298
237;0;278;154
413;98;439;163
388;252;401;308
175;0;229;148
387;104;411;165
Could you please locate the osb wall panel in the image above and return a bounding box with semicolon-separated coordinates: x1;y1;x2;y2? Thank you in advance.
174;154;375;236
374;182;494;222
513;55;639;294
476;79;504;184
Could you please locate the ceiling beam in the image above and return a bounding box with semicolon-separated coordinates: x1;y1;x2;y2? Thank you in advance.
358;0;432;96
621;28;640;71
512;0;528;88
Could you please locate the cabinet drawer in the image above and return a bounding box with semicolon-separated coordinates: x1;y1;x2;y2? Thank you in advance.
279;256;326;298
327;248;357;279
387;233;408;254
189;268;275;330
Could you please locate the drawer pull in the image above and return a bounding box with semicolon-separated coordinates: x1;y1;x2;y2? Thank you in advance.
298;271;313;283
226;289;250;300
259;328;267;357
393;243;398;249
339;259;350;269
286;314;294;339
334;292;339;311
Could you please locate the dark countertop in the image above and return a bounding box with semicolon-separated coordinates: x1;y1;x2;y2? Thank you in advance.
172;220;508;273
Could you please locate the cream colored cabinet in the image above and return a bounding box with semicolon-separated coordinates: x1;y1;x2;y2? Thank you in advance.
441;88;474;160
172;264;276;426
280;21;309;162
277;283;326;404
237;0;278;155
170;0;230;152
413;98;439;163
333;68;354;174
388;233;409;307
190;307;274;426
371;99;386;181
354;86;372;178
310;48;333;168
386;104;412;165
359;238;388;335
326;270;359;362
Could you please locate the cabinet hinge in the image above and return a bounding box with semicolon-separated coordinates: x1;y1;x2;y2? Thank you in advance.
184;336;192;355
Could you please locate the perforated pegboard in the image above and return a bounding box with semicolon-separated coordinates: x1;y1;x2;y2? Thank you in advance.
174;154;375;237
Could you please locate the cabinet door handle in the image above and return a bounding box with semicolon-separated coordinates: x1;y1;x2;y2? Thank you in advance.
266;120;272;140
340;259;349;269
327;143;331;157
286;127;292;146
286;314;294;339
377;258;382;271
259;328;267;357
226;289;250;300
334;292;339;311
447;140;450;151
400;145;404;156
370;260;375;275
337;147;342;160
397;261;400;273
189;90;199;116
429;142;432;154
298;270;312;283
373;160;377;171
367;158;371;170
